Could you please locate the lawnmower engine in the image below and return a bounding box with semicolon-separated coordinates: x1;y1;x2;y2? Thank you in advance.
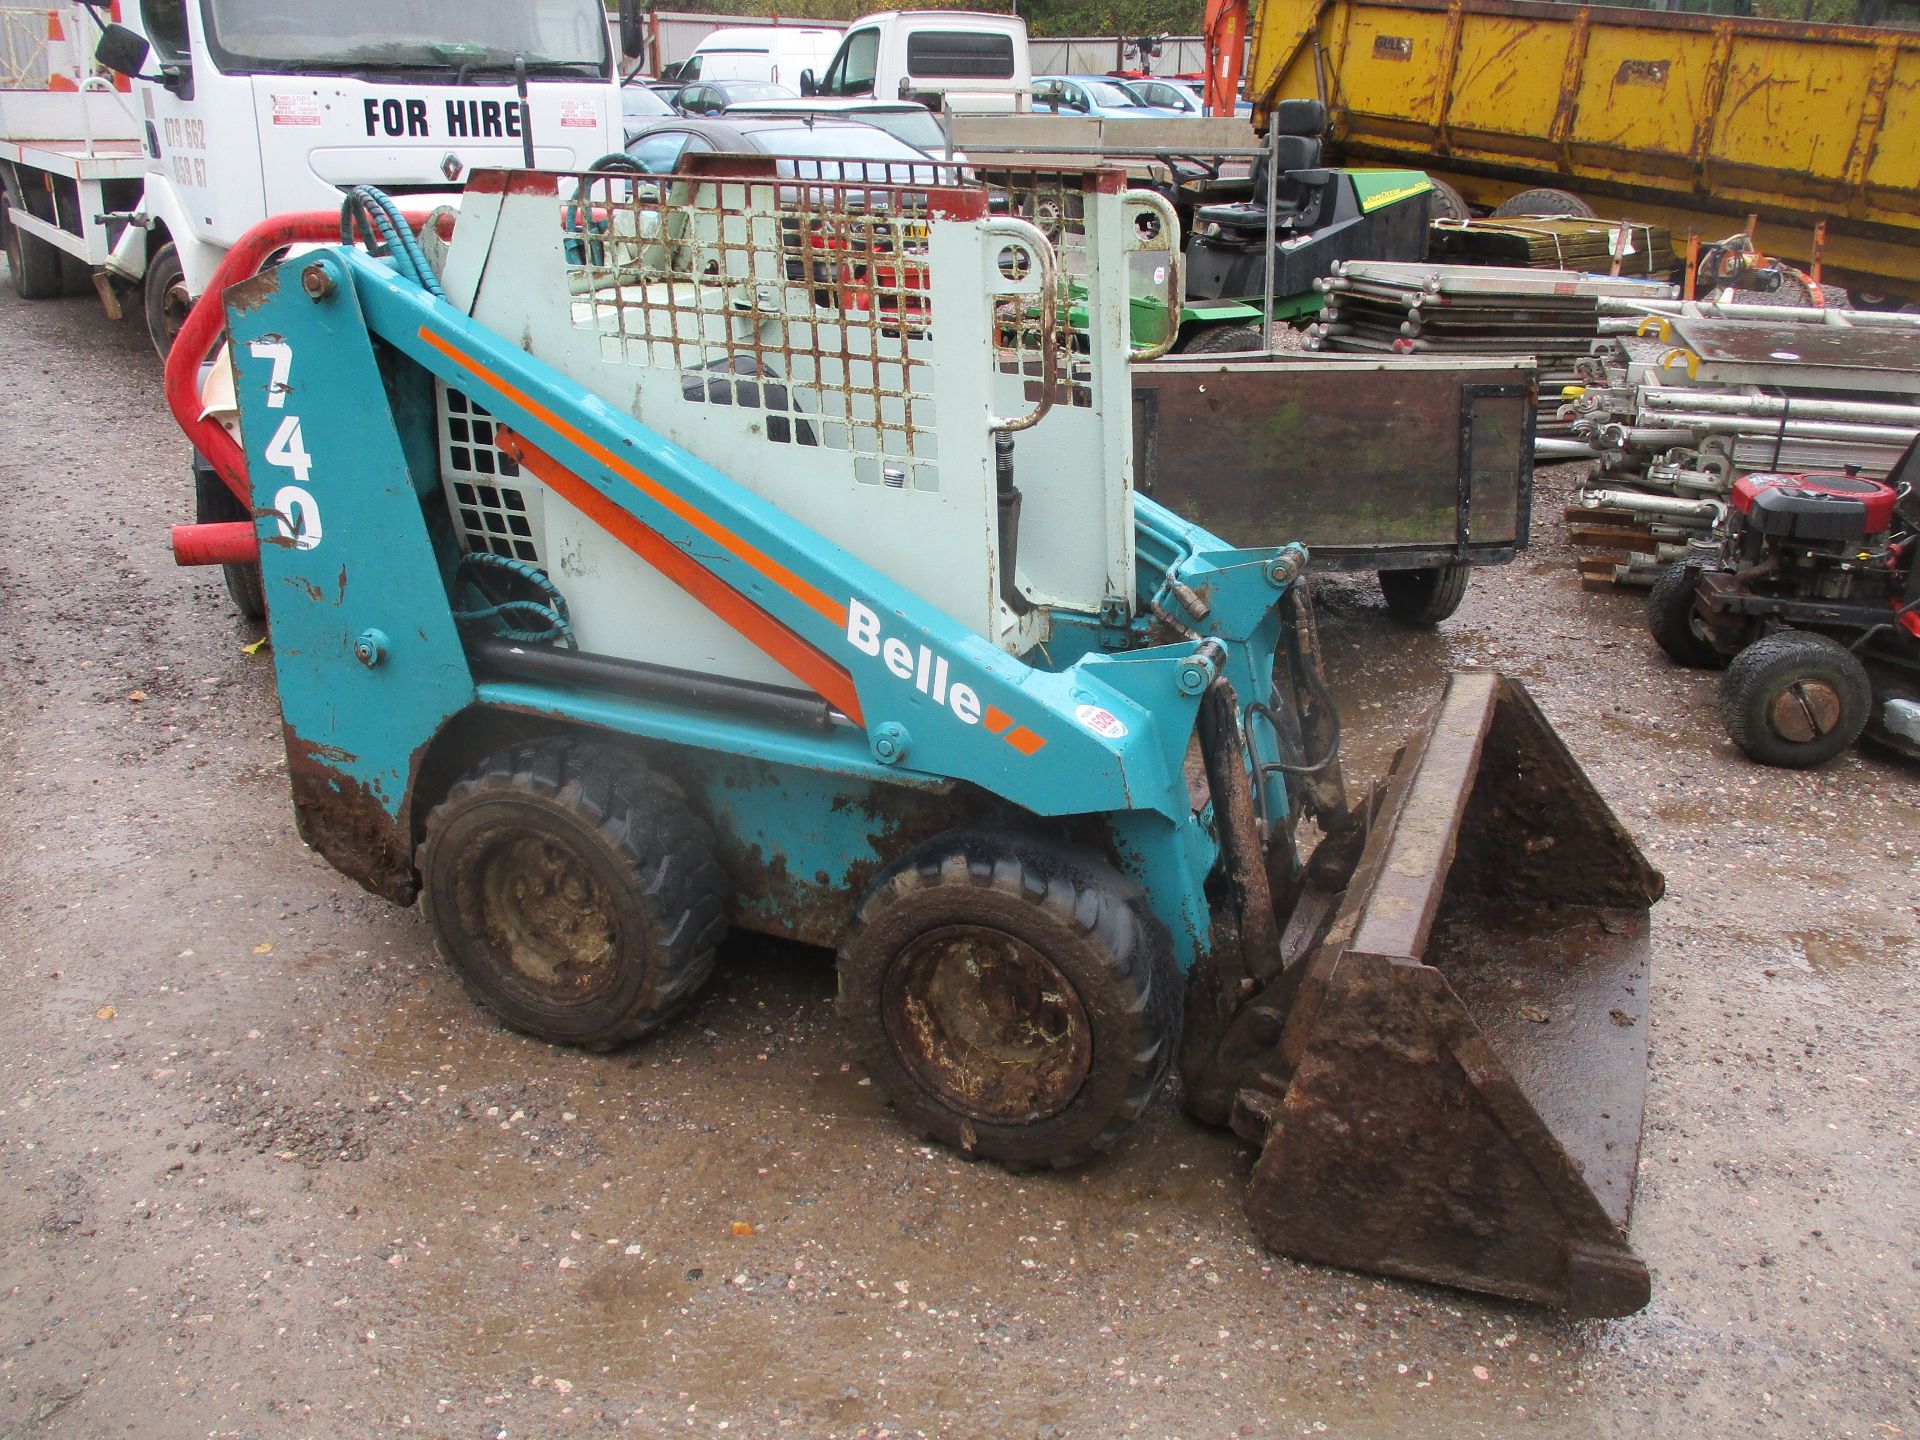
1728;470;1907;603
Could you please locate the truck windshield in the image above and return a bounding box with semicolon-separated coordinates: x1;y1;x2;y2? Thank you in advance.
199;0;612;77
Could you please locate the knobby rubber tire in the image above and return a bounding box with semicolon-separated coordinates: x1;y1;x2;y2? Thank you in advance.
1177;323;1264;354
1719;630;1870;769
837;831;1177;1170
420;738;729;1049
1492;187;1595;219
193;462;266;622
1646;563;1723;669
1426;177;1470;224
1379;562;1471;626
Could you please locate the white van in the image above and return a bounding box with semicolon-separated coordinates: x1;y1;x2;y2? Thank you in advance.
673;26;844;89
803;12;1031;113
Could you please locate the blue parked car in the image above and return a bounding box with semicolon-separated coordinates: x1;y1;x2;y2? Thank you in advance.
1124;77;1253;119
1030;75;1180;118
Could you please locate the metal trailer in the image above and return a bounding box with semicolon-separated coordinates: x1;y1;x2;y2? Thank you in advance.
162;162;1662;1315
1240;0;1920;302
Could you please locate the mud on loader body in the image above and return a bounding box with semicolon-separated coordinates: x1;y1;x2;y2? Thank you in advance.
176;161;1662;1314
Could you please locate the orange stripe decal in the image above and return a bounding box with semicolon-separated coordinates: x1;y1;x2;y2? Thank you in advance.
981;705;1014;735
498;431;864;726
421;328;844;627
1004;726;1047;756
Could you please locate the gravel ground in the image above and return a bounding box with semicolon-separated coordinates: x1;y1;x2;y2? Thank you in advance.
0;276;1915;1440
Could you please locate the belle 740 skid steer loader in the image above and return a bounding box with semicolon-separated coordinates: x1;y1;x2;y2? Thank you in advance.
166;164;1662;1316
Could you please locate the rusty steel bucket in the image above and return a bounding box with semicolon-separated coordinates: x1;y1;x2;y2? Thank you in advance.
1186;672;1663;1317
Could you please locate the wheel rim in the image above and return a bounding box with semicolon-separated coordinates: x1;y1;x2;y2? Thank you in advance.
155;276;191;349
882;925;1092;1124
1768;678;1844;743
468;830;621;999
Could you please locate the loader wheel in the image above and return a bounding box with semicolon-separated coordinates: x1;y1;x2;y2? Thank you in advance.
1177;323;1263;354
838;832;1176;1170
420;739;728;1049
1493;187;1595;219
3;190;63;300
144;243;189;358
1378;561;1470;626
193;459;265;622
1646;562;1723;668
1720;631;1870;769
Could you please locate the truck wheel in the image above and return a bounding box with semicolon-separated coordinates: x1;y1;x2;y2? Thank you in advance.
419;740;729;1050
2;192;63;300
1719;630;1870;769
144;243;190;358
1646;563;1723;668
1177;323;1264;354
838;831;1177;1170
1426;178;1470;223
1493;187;1595;219
193;460;265;621
1379;562;1470;625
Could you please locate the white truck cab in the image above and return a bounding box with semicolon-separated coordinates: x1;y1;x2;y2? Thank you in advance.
1;0;620;351
800;12;1030;114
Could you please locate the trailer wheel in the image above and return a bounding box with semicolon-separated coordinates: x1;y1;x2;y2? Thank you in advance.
144;243;190;358
1492;188;1595;219
1177;323;1264;354
1720;630;1870;769
420;739;729;1050
1379;562;1470;625
2;191;63;300
193;460;265;622
1426;178;1470;223
1646;563;1723;668
838;831;1176;1170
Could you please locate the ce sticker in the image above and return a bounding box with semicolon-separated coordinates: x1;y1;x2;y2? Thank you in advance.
272;485;323;551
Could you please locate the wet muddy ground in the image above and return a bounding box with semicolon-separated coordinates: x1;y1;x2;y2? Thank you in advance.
1;277;1915;1440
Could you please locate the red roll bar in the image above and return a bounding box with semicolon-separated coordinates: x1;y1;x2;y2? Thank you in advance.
166;205;439;566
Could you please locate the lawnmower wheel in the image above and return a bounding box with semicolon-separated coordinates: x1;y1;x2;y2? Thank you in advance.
1720;630;1870;769
1379;562;1470;626
419;739;728;1049
837;830;1177;1170
1426;178;1470;223
1646;563;1724;668
193;461;265;622
1177;323;1264;354
1492;187;1595;219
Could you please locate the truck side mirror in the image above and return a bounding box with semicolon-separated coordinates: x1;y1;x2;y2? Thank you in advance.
617;0;645;60
94;23;152;80
799;68;818;97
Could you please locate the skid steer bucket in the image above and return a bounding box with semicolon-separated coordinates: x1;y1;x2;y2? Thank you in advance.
1195;672;1663;1317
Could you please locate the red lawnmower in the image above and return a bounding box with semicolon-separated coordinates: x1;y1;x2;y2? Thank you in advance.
1647;438;1920;768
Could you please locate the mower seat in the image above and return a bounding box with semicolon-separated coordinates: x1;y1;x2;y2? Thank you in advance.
1271;98;1328;136
1197;134;1330;233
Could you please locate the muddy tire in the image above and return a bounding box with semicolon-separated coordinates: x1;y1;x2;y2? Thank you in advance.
1426;177;1470;224
193;458;265;622
1719;630;1870;769
144;242;190;359
1493;187;1595;219
837;831;1177;1170
1379;561;1470;625
1646;562;1723;668
1177;323;1264;354
3;190;63;300
419;739;729;1049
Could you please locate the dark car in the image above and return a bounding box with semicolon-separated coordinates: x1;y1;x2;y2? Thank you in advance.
670;80;797;118
624;115;956;183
